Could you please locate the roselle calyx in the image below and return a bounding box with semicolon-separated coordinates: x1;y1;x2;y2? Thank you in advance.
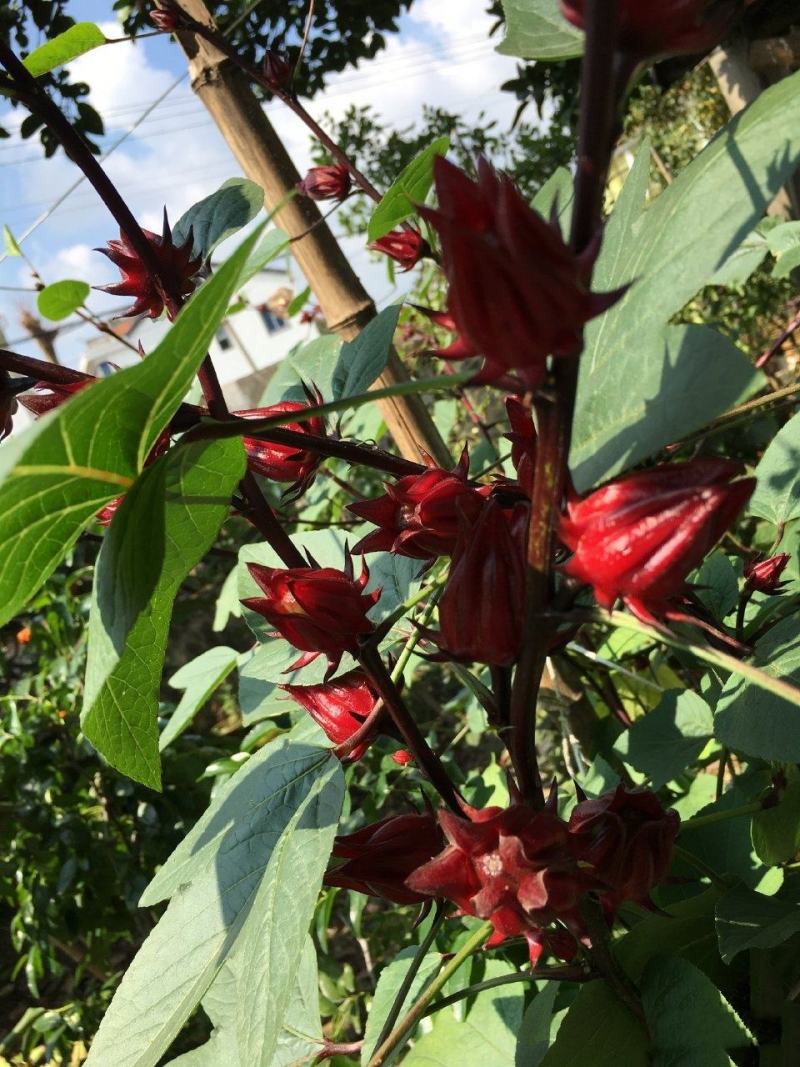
297;164;352;202
324;811;445;905
419;157;622;390
561;0;749;62
560;458;755;623
426;498;527;666
745;553;791;595
348;446;484;560
369;228;429;271
262;50;292;94
236;387;326;498
281;669;380;760
504;397;537;496
241;551;380;675
96;209;201;320
406;801;596;964
568;785;679;911
18;378;88;417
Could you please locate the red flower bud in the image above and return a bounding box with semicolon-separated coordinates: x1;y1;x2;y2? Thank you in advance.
369;228;428;271
427;498;527;666
392;749;413;766
299;304;323;325
242;552;380;675
325;811;445;905
745;553;791;595
262;50;292;93
504;397;537;495
149;8;180;32
281;669;379;759
568;785;679;909
235;388;325;497
560;458;755;622
419;157;622;390
348;447;484;560
407;803;596;964
297;164;352;202
560;0;747;61
18;378;88;417
96;209;201;320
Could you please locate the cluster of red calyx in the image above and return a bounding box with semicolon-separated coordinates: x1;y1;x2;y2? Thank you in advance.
235;385;326;499
96;209;201;320
418;157;623;390
561;0;750;62
242;549;379;676
745;553;791;595
149;8;180;32
560;458;755;623
369;228;429;271
281;669;380;760
327;785;678;965
349;446;485;560
297;164;352;202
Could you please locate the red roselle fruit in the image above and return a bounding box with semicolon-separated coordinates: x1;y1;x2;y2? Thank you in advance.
281;669;380;760
262;50;292;94
348;446;484;560
560;0;749;61
325;811;445;905
96;209;201;320
568;785;680;912
406;801;597;964
18;378;89;417
297;164;352;202
504;397;537;496
745;553;791;595
235;387;326;498
418;157;623;390
241;551;380;676
368;228;429;271
425;498;528;666
149;9;180;32
560;458;756;623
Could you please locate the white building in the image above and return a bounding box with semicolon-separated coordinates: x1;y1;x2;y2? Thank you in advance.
80;260;316;410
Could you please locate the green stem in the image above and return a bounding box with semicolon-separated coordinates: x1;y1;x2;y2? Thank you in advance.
370;903;447;1055
578;894;645;1026
365;921;493;1067
679;801;762;832
422;965;589;1017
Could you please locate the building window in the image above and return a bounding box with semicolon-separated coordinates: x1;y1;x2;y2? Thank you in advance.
259;308;286;334
215;325;232;351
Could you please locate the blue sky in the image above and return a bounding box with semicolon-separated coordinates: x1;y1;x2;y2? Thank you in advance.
0;0;518;366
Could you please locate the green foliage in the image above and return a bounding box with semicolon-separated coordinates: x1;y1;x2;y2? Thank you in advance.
22;22;105;76
751;410;800;526
36;279;90;321
716;886;800;963
367;136;450;241
172;178;265;262
496;0;583;61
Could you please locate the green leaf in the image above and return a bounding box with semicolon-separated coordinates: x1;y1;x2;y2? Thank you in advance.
87;733;342;1067
238;639;321;725
367;136;450;242
641;955;754;1062
403;961;523;1067
613;690;714;790
37;279;90;321
750;410;800;526
363;948;441;1062
287;285;312;318
716;885;800;963
709;220;775;287
496;0;583;60
516;983;562;1067
81;438;245;787
3;224;22;257
161;646;240;751
271;936;323;1067
23;22;106;77
572;71;800;489
238;227;289;287
173;178;264;262
0;224;263;628
331;305;401;399
693;551;742;621
262;334;343;404
539;980;649;1067
752;776;800;865
212;565;241;632
773;243;800;279
531;166;575;237
715;617;800;763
